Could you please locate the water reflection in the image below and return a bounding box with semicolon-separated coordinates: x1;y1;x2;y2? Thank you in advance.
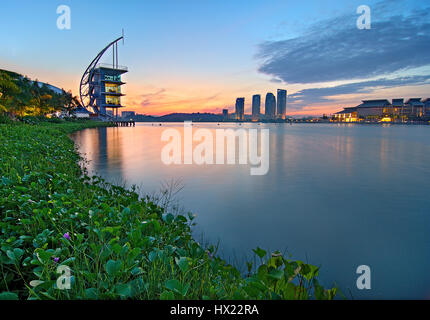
72;123;430;299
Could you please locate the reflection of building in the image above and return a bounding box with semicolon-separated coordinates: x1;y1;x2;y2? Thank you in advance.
277;89;287;119
265;93;276;119
235;98;245;121
222;109;229;120
252;95;261;121
334;98;430;122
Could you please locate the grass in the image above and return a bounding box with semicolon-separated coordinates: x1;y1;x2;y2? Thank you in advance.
0;118;337;300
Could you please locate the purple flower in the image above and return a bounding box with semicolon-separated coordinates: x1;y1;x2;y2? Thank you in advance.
207;250;213;259
63;232;71;240
53;257;60;263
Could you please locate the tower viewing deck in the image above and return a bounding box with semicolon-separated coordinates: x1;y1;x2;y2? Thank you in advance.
79;36;128;118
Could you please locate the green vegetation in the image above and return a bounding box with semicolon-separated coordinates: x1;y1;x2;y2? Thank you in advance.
0;120;337;300
0;70;79;118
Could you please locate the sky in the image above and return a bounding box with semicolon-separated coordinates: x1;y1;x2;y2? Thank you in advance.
1;0;429;116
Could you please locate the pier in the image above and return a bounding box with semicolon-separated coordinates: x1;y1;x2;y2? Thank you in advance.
112;120;135;127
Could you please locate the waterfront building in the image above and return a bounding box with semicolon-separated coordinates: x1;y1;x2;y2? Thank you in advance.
93;64;127;117
79;36;127;119
422;98;430;116
265;93;276;119
74;106;91;118
405;98;425;117
334;98;430;122
235;98;245;121
277;89;287;119
222;109;229;120
252;95;261;121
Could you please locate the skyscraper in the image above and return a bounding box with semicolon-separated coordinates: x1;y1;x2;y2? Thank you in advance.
277;89;287;119
235;98;245;121
222;109;229;120
252;94;261;121
265;93;276;119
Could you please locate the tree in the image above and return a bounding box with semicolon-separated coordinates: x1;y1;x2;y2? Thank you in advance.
0;71;21;114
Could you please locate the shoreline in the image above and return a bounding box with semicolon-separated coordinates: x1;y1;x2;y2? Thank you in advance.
0;119;337;300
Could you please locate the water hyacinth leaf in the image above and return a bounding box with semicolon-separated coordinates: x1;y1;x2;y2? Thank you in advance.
152;220;161;232
252;247;267;259
160;290;175;300
115;283;133;298
61;257;76;265
131;267;144;276
165;279;184;295
84;288;98;299
35;249;53;264
106;260;123;276
175;215;187;223
162;213;174;224
13;248;25;260
257;265;268;280
148;250;158;262
267;268;284;280
282;282;297;300
122;207;131;215
0;292;19;300
175;257;190;273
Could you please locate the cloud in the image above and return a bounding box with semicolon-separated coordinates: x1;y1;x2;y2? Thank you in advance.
139;89;167;107
257;2;430;84
288;75;430;110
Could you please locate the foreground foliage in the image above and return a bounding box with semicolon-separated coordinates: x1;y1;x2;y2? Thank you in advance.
0;120;337;300
0;69;79;117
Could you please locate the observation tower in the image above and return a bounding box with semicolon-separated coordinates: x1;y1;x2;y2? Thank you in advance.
79;35;127;118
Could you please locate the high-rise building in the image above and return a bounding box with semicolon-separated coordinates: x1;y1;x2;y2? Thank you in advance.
252;95;261;121
265;93;276;119
277;89;287;119
222;109;229;120
235;98;245;121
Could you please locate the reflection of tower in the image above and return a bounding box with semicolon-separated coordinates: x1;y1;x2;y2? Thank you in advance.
265;93;276;119
95;127;125;183
79;35;128;119
277;89;287;119
252;95;261;121
235;98;245;121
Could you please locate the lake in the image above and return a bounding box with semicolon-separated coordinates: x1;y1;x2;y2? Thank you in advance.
71;122;430;299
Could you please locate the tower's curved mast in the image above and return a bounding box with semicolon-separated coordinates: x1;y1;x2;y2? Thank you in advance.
79;36;126;115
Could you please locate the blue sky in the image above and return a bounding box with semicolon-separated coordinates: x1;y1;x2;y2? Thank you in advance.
1;0;429;115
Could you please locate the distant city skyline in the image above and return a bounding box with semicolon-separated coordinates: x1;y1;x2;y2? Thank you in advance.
1;0;429;116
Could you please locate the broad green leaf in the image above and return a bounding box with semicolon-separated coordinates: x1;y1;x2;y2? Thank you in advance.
252;247;267;259
0;292;18;300
268;269;284;280
175;257;189;273
106;260;122;276
160;290;175;300
162;213;174;224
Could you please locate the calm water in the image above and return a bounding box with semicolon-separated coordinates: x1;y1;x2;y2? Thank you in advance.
71;123;430;299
